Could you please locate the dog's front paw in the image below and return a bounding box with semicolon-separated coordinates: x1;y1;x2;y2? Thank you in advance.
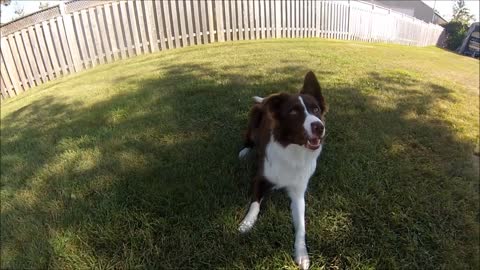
238;220;254;233
238;147;251;159
294;248;310;270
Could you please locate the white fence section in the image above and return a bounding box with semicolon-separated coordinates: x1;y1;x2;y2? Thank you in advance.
0;0;444;100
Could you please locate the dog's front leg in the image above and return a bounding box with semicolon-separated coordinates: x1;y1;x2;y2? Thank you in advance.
289;190;310;270
239;177;272;233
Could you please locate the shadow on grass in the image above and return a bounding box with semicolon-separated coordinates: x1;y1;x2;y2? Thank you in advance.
1;62;478;269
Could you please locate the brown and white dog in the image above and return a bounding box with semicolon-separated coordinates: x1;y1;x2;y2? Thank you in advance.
238;71;327;270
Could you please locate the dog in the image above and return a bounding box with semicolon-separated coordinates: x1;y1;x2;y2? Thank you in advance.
238;71;327;270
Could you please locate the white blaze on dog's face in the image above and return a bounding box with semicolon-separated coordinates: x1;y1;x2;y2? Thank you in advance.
298;95;325;150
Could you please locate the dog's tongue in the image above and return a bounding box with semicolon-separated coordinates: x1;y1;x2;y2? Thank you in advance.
309;138;319;145
306;137;321;150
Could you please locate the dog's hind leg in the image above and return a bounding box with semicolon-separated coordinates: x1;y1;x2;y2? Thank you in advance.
239;104;263;159
238;177;272;233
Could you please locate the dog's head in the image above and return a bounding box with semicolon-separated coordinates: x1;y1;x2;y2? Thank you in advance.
261;71;327;150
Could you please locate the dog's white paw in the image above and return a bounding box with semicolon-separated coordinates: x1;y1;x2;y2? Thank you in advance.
295;248;310;270
296;256;310;270
238;220;254;233
238;147;251;159
252;96;264;103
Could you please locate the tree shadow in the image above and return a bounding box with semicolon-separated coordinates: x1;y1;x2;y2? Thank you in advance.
1;62;478;269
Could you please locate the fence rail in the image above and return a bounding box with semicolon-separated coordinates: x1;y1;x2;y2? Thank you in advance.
0;0;444;100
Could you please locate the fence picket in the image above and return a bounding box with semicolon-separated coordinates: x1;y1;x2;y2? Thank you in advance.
62;14;82;71
80;10;95;66
0;59;10;98
185;0;195;46
22;29;42;85
192;0;202;45
15;31;36;86
94;6;111;63
266;0;271;38
239;0;245;39
207;0;215;43
119;1;134;57
34;24;54;79
103;4;119;59
333;3;338;39
282;0;286;37
27;26;47;82
242;0;249;40
56;16;76;73
87;8;104;64
41;21;62;75
248;0;254;39
312;0;316;37
145;2;159;52
135;1;148;52
1;37;21;93
6;35;28;90
177;0;188;46
199;1;209;44
169;0;181;48
111;2;126;59
224;0;231;41
259;0;265;39
300;0;305;38
73;14;88;66
231;0;238;41
215;0;224;42
275;0;280;38
307;0;315;37
161;1;173;49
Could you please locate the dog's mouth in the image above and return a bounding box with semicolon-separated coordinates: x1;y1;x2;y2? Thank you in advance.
306;137;321;150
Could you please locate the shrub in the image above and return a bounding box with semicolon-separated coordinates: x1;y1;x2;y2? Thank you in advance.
443;21;469;51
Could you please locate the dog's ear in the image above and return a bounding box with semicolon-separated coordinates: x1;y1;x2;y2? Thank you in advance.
264;93;289;118
300;71;327;114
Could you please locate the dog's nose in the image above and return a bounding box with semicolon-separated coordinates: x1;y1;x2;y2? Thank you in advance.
311;122;324;136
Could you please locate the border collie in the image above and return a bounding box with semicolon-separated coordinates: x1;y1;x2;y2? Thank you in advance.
238;71;327;270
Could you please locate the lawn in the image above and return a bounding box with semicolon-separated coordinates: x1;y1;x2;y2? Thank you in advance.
1;39;479;269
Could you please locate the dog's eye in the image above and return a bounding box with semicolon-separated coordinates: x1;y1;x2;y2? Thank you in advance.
289;109;298;115
313;107;320;114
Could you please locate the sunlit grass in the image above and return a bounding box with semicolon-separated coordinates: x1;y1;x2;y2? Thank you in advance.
1;39;478;269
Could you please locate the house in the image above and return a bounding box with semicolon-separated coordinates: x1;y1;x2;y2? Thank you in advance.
457;22;480;58
366;0;447;25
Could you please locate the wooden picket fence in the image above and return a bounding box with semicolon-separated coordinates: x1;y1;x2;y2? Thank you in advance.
0;0;444;100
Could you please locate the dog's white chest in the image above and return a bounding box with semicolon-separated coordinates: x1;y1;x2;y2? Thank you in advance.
263;139;322;190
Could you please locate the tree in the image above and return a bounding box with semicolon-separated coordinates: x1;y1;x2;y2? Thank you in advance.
39;2;50;10
451;0;475;25
442;0;476;51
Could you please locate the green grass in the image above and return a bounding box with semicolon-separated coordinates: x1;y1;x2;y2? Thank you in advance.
1;39;479;270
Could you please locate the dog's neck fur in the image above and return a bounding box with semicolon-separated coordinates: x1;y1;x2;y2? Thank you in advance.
264;134;322;191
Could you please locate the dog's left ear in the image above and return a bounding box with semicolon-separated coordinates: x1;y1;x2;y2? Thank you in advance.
300;71;327;114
